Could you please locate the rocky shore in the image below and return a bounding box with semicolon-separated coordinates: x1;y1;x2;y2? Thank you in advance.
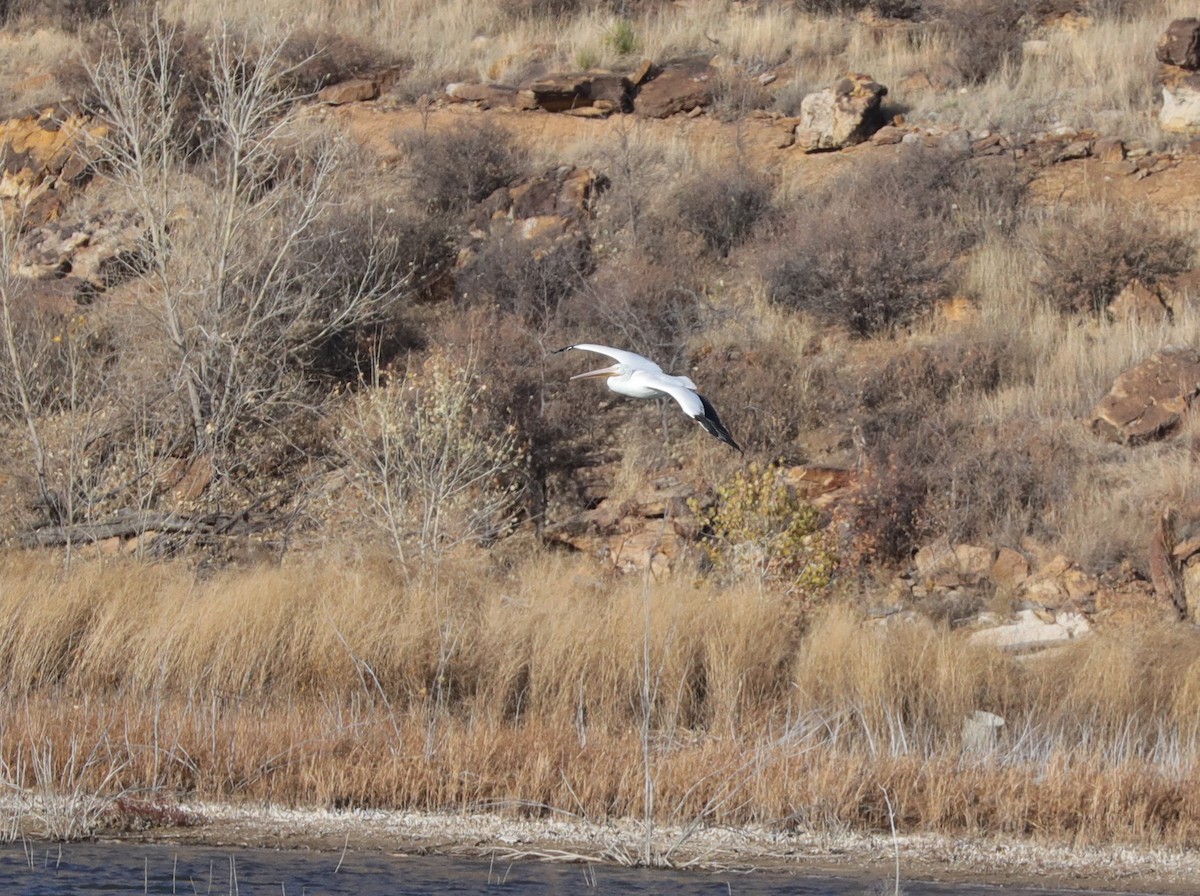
127;803;1200;895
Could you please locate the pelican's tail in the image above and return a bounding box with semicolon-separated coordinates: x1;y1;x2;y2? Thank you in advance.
694;395;743;453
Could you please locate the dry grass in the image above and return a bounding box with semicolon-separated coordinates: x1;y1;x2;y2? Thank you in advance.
4;553;1200;847
141;0;1185;142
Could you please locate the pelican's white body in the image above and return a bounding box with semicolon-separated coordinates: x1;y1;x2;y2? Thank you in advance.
556;343;741;451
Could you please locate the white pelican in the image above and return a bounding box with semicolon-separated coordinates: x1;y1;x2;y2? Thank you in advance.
553;343;742;452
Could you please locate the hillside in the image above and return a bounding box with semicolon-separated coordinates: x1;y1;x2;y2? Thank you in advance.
3;0;1200;885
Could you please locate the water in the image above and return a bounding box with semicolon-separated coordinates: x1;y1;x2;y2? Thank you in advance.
0;840;1147;895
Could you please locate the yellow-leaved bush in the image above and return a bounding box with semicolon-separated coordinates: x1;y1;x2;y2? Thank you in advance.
691;461;836;593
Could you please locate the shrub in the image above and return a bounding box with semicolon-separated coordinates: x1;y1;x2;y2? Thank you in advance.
402;121;528;215
83;17;423;516
841;410;1083;566
1031;204;1194;315
766;147;1024;336
80;13;215;164
686;335;844;454
795;0;922;17
454;231;592;334
854;334;1012;446
274;29;403;93
339;348;526;563
692;462;837;592
840;329;1035;564
933;0;1034;84
2;0;131;28
675;167;774;257
605;18;637;56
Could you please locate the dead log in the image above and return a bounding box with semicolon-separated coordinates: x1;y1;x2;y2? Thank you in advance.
17;509;254;548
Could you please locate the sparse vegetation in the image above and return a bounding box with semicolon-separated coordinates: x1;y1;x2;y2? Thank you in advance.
402;121;529;216
0;2;1199;876
675;167;774;258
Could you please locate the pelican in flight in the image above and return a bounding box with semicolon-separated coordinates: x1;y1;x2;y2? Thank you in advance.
553;343;742;452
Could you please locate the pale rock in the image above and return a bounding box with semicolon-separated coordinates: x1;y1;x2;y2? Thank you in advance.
1109;278;1171;324
794;73;887;151
955;543;996;581
967;608;1091;652
1161;76;1200;133
914;536;956;580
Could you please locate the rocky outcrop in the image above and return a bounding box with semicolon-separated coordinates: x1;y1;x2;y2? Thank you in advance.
16;206;147;292
0;104;107;229
1157;19;1200;133
634;58;717;118
459;165;608;263
545;468;700;575
548;463;851;574
793;74;887;151
1089;347;1200;444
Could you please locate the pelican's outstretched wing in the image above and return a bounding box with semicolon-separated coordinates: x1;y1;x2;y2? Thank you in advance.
552;343;663;374
652;380;744;454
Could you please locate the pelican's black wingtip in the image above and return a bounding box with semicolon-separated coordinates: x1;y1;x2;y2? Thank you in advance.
550;344;576;355
695;395;743;453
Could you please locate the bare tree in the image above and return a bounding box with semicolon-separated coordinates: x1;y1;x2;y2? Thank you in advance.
84;14;415;499
338;348;525;565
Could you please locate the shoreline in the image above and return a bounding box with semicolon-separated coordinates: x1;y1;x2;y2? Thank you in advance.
116;803;1200;895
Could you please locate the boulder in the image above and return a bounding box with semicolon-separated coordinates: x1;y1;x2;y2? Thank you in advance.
1159;70;1200;133
1093;136;1126;162
990;547;1030;592
955;543;996;581
634;58;716;118
1157;18;1200;69
316;78;378;105
1089;346;1200;444
526;73;632;114
793;73;888;152
914;536;957;581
